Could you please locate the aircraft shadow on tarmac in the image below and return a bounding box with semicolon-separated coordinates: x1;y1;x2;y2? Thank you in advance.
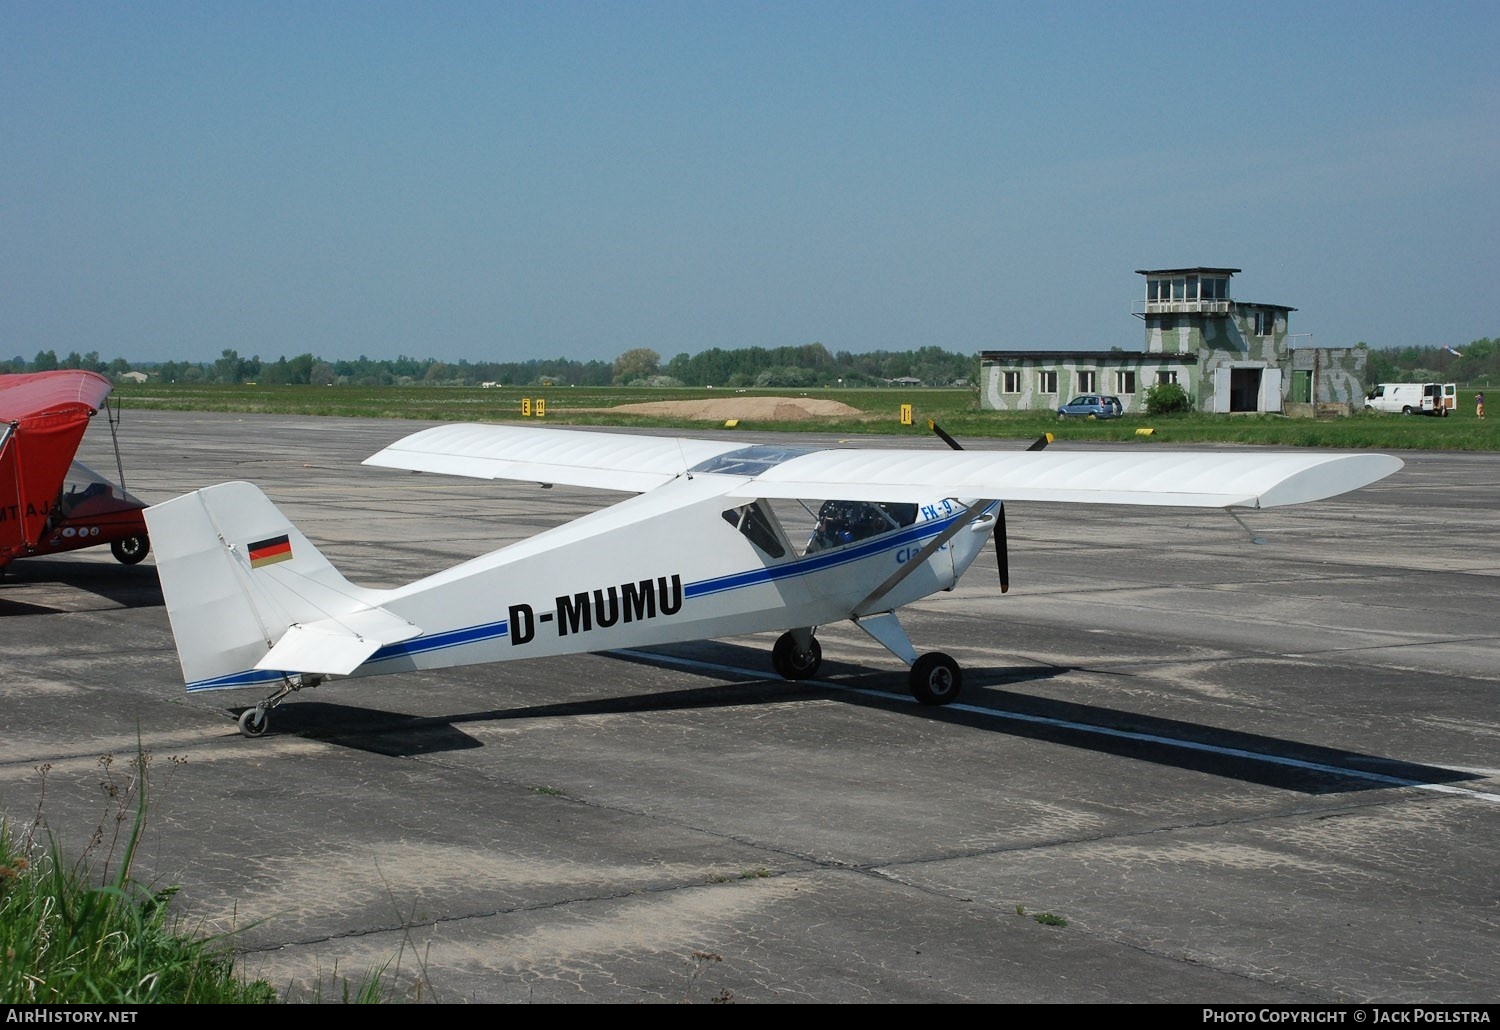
0;559;163;614
229;639;1477;797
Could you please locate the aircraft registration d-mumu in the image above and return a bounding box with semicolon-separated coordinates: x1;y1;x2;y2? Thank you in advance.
142;422;1403;737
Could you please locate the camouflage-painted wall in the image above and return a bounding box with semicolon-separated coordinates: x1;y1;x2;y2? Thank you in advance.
1144;321;1201;354
1288;345;1368;406
979;354;1196;414
981;311;1363;417
1193;306;1286;413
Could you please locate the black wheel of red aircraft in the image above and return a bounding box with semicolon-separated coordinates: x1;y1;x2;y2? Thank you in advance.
910;652;962;706
237;707;268;738
772;632;822;680
111;535;150;564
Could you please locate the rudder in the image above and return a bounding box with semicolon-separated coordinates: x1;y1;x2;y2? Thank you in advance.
145;481;392;691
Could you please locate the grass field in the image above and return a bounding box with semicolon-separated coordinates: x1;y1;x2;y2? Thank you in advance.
111;382;1500;451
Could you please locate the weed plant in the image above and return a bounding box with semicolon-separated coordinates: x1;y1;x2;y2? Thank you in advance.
0;753;279;1003
0;751;401;1004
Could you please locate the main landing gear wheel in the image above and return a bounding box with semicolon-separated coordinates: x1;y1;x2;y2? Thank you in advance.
772;632;822;680
237;706;268;737
910;652;962;706
111;535;150;564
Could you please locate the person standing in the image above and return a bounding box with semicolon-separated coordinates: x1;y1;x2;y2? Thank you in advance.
1478;392;1486;419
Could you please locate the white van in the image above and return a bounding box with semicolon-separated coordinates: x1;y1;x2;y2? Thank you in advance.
1364;382;1454;416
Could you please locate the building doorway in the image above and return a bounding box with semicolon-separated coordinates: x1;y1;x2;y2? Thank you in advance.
1229;368;1263;412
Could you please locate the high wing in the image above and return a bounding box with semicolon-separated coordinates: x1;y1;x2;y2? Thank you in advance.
0;370;115;563
364;422;749;492
726;447;1404;509
365;422;1402;510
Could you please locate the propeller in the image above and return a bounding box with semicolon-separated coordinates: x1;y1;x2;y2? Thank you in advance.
994;501;1009;593
926;421;1051;593
928;419;963;452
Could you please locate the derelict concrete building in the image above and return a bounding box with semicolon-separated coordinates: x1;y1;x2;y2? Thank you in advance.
978;267;1368;417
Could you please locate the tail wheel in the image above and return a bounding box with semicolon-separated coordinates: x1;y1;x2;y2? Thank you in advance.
772;632;822;680
237;707;268;737
911;652;962;706
111;535;150;564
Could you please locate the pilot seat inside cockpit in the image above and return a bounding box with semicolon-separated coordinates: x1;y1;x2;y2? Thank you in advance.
807;500;919;553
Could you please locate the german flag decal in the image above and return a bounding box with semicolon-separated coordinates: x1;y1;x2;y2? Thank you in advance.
248;534;293;568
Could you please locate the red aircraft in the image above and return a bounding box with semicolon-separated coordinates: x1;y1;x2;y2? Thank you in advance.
0;369;150;572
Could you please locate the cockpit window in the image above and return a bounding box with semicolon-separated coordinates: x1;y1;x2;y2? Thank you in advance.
721;501;787;558
806;500;918;553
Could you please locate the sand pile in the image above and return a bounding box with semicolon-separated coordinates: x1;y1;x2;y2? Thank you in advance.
596;396;864;421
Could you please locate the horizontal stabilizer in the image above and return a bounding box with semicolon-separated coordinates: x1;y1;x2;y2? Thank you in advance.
256;607;421;676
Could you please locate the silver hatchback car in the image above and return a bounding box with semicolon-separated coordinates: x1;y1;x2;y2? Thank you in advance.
1057;395;1123;419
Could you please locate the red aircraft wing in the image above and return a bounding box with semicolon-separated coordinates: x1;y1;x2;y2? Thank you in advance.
0;370;114;564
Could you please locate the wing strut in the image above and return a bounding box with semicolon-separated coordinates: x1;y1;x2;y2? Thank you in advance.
854;499;998;614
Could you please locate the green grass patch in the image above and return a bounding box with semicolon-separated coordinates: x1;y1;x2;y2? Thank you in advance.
109;382;1500;451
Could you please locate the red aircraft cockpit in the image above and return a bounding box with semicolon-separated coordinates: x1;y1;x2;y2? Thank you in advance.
0;369;150;571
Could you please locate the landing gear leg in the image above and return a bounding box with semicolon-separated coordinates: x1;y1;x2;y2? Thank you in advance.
236;673;323;738
772;629;822;680
851;611;965;705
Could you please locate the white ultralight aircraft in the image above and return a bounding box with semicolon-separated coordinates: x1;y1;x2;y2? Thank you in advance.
143;422;1403;737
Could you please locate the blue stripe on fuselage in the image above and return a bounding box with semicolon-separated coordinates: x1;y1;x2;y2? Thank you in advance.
686;509;963;599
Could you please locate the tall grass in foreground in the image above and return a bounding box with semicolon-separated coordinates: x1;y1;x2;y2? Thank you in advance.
0;753;277;1003
0;752;389;1004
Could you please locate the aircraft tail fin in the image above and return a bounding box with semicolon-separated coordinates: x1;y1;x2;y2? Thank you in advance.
144;481;418;691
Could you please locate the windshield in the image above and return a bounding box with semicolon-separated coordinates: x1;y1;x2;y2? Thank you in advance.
57;460;145;516
689;444;816;477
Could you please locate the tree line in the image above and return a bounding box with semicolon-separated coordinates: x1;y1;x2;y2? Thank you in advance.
1363;338;1500;387
0;342;980;389
4;336;1495;389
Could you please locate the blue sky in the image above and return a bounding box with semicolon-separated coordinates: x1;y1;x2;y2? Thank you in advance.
3;1;1496;366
